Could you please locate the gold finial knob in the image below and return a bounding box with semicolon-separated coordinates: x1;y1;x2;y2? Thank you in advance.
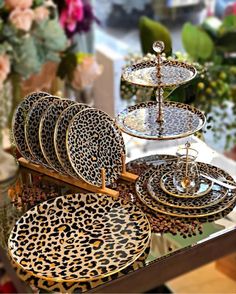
185;141;191;148
153;41;165;54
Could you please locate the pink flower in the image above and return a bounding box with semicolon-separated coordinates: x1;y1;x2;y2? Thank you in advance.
60;0;84;32
5;0;32;10
0;55;10;88
9;8;34;31
34;6;49;22
72;56;102;90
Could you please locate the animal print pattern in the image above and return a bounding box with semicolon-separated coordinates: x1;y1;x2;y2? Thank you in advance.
147;162;229;209
116;101;206;140
12;92;50;162
122;59;197;88
11;246;150;293
39;99;76;173
135;165;236;218
54;103;90;178
67;108;125;187
9;193;151;282
25;96;59;167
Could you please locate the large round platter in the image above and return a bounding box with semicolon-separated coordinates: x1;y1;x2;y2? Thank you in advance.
116;101;206;140
25;96;59;167
135;166;236;218
122;59;197;88
8;193;151;282
54;103;90;177
39;99;76;173
12;92;50;161
11;247;150;293
147;162;228;209
67;108;125;187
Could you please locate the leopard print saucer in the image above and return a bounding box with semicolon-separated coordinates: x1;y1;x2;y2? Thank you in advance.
135;165;236;218
54;103;90;177
158;172;213;198
25;96;59;167
12;92;50;162
67;108;125;187
39;99;76;173
147;162;228;209
8;193;151;282
116;101;205;140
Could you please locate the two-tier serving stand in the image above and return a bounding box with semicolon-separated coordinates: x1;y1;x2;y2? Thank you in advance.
116;41;206;192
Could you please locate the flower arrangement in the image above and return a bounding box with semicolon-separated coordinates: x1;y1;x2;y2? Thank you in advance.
56;0;97;37
0;0;68;133
0;0;67;82
0;0;101;136
55;0;102;94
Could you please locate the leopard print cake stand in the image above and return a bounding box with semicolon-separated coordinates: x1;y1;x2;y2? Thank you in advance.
116;41;205;140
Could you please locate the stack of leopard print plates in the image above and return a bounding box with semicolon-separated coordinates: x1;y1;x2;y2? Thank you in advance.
135;156;236;218
12;92;125;187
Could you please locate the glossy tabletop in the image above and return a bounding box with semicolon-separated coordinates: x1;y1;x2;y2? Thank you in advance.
0;136;236;293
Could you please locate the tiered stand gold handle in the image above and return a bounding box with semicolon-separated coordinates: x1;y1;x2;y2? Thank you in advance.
153;41;165;123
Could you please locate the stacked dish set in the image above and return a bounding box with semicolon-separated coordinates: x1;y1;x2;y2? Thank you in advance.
8;41;236;290
12;93;126;189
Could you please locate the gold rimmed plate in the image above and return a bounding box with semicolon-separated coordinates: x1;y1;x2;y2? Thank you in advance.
136;165;236;218
39;99;76;174
122;59;197;88
11;246;150;293
54;103;90;178
25;96;59;167
147;163;228;209
67;108;125;187
8;193;151;282
12;91;50;162
157;171;213;199
116;101;206;140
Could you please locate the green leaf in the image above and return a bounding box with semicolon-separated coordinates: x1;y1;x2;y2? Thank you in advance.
45;51;60;62
216;31;236;52
57;52;77;81
139;16;172;56
34;19;67;52
0;41;13;54
221;14;236;31
182;22;214;61
13;36;42;78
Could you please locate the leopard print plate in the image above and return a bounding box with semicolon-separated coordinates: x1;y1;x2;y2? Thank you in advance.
39;99;76;173
8;193;151;282
122;59;197;88
11;246;150;293
67;108;125;187
135;166;236;217
147;163;228;209
158;171;213;198
116;101;206;140
25;96;59;167
12;92;50;162
54;103;90;177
